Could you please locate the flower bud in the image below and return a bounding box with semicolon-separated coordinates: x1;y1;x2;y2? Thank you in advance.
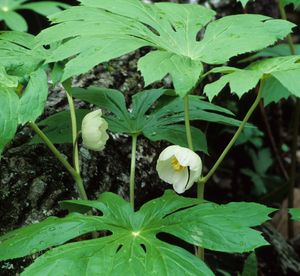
82;109;109;151
156;145;202;193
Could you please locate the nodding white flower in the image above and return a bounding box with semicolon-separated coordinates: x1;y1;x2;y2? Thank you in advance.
82;109;109;151
156;145;202;194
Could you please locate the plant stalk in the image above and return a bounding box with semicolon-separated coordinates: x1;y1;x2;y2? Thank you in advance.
130;134;138;210
183;94;205;259
29;122;88;200
200;79;265;185
63;80;80;174
184;95;194;151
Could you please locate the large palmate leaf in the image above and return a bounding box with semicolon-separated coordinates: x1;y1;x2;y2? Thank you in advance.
0;212;106;260
204;55;300;101
67;87;244;153
0;190;274;275
36;0;294;96
0;0;69;31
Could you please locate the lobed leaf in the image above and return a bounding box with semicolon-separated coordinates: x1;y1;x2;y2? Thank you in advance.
36;0;294;96
205;56;300;100
0;191;273;274
71;87;243;152
19;1;70;17
0;10;27;32
0;213;106;261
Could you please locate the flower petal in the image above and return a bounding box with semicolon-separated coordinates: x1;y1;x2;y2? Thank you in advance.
158;145;182;161
174;147;202;171
172;169;189;194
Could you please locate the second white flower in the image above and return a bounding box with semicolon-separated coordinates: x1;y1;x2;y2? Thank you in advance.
156;145;202;194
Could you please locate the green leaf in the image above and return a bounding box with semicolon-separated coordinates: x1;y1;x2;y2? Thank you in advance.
205;56;300;100
196;14;295;64
37;0;293;97
0;191;273;274
0;64;19;88
0;87;19;156
138;190;200;224
0;0;26;11
262;77;292;106
272;68;300;97
30;109;90;144
235;127;264;147
21;191;213;275
72;87;243;153
204;67;261;100
19;1;70;17
250;148;273;175
71;87;129;120
242;252;258;276
241;44;300;62
1;10;27;32
290;208;300;220
241;168;267;195
0;213;106;261
0;31;47;76
18;68;48;124
138;51;203;97
163;201;274;252
144;124;208;154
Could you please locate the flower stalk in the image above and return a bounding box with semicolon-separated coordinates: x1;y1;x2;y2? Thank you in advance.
29;122;88;200
200;79;265;186
184;95;194;151
62;79;80;174
130;134;138;210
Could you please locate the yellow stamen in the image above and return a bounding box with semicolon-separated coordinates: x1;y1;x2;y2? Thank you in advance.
171;157;186;172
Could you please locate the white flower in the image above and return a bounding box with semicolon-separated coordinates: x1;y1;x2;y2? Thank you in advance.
82;109;109;151
156;145;202;194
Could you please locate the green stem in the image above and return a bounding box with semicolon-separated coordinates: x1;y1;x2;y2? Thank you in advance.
200;79;265;185
184;95;194;151
63;80;80;174
184;95;205;259
130;134;138;210
29;122;88;200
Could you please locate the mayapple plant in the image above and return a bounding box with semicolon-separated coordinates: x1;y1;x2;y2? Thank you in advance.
0;0;300;275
